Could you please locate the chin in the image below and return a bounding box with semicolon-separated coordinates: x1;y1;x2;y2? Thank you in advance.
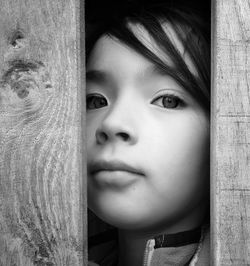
89;198;206;234
89;203;169;232
89;202;147;230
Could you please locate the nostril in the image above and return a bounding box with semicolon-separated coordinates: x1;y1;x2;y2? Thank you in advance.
117;132;130;141
96;131;108;144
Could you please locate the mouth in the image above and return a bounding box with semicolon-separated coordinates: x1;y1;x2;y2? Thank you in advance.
88;160;145;176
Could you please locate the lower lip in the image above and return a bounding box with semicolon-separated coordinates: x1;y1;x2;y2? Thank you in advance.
91;170;141;187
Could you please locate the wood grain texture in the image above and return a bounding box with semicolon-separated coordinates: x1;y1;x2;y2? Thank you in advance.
212;0;250;264
0;0;86;265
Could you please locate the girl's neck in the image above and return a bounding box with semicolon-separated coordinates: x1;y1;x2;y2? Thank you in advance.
117;203;207;266
118;230;147;266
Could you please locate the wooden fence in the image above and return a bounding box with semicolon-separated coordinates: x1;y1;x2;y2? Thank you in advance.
0;0;86;265
212;0;250;265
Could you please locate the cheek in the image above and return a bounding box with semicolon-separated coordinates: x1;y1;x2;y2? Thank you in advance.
147;111;209;164
86;113;101;151
144;113;209;199
86;126;94;157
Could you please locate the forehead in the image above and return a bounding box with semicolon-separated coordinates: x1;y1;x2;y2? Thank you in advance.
87;34;150;69
87;35;160;86
87;21;197;77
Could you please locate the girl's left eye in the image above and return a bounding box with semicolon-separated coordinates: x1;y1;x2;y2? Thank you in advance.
151;94;183;109
86;94;108;110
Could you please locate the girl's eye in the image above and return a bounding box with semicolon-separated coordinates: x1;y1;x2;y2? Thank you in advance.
151;95;182;109
86;94;108;110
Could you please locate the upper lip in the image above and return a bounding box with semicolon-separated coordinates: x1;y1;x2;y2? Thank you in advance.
88;160;145;176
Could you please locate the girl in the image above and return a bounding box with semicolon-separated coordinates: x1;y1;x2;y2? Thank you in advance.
86;3;210;266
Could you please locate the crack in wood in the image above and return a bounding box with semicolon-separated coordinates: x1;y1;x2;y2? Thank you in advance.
10;30;25;49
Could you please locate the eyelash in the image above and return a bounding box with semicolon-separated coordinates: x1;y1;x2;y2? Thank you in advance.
151;94;184;109
86;93;184;110
86;93;108;110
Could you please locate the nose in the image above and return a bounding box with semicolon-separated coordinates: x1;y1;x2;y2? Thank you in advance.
95;104;138;145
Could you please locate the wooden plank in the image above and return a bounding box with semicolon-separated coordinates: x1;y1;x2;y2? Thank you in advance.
0;0;86;265
212;0;250;264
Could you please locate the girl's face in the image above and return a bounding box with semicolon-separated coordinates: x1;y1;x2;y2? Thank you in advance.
87;28;209;233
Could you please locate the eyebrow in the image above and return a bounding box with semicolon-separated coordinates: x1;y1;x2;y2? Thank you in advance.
150;65;166;76
86;70;110;84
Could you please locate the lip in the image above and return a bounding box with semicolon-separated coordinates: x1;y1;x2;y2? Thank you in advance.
88;160;145;176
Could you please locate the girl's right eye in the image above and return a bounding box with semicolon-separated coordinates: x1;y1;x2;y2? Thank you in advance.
86;94;108;110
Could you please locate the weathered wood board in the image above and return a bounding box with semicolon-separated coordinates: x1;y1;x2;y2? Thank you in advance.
0;0;86;265
212;0;250;264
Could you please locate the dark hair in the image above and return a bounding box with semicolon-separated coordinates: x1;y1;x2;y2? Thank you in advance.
86;3;210;112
